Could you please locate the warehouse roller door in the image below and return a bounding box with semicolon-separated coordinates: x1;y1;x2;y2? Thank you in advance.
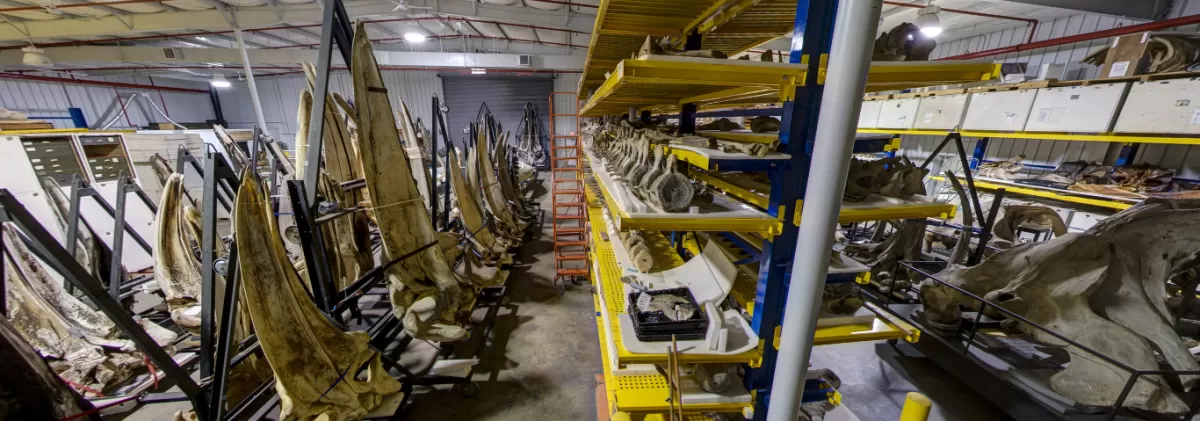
441;74;553;149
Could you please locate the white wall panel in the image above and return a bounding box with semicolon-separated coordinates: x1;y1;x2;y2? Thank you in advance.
0;75;213;129
217;70;445;149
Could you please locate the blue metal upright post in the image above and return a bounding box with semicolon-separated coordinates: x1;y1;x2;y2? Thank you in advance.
744;1;838;419
68;107;87;128
970;137;990;169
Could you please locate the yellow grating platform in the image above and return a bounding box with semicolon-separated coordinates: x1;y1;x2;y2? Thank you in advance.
580;0;726;98
683;0;798;55
580;57;1001;117
586;185;762;366
588;191;751;417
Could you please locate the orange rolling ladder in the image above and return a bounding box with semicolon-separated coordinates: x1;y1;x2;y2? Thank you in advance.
549;91;588;284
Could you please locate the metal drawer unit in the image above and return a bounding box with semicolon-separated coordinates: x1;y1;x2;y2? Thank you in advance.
20;136;87;184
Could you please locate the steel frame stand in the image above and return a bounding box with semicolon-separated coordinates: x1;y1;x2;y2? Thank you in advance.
0;190;208;420
915;132;1005;265
61;173;156;298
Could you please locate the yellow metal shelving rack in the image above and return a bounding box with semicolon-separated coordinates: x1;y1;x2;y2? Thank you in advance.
580;57;1001;117
575;2;1006;419
858;129;1200;146
588;181;753;419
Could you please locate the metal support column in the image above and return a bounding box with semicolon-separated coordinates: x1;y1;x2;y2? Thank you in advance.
235;29;268;160
970;137;989;170
766;2;881;421
209;86;226;127
745;0;833;400
302;0;354;205
679;103;698;134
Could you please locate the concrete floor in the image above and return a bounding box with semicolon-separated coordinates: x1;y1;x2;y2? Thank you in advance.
399;177;604;420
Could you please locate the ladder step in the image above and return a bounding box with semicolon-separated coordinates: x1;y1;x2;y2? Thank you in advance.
556;268;589;276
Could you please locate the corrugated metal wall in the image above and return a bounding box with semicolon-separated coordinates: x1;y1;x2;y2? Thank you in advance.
903;6;1200;200
218;70;444;148
442;74;554;149
0;75;214;129
552;73;582;138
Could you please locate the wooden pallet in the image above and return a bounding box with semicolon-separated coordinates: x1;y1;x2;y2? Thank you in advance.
892;88;967;99
967;71;1200;93
0;120;53;130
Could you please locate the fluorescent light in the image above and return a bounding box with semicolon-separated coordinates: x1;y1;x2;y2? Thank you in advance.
210;74;231;88
916;5;942;38
195;36;208;41
471;68;486;75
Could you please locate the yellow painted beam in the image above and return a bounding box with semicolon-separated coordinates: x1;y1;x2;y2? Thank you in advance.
2;128;90;134
931;176;1133;210
678;86;776;106
859;128;1200;146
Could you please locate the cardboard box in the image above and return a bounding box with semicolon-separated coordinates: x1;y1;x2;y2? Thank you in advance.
1100;32;1151;79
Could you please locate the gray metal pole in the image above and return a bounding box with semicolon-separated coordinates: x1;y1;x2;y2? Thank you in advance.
302;0;338;205
235;29;269;138
765;1;882;420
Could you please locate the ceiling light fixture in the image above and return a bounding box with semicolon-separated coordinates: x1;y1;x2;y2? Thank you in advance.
22;46;52;68
471;68;486;75
210;73;231;88
404;22;428;43
915;3;943;38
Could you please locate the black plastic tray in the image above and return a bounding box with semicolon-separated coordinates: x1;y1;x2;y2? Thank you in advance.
627;287;708;342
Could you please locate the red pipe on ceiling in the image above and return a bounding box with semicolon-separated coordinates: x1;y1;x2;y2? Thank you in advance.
264;34;578;50
939;12;1200;60
5;65;581;74
0;72;208;93
0;17;584;51
0;0;165;12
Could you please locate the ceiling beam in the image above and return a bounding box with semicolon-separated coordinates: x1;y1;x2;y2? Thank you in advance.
246;30;303;46
0;45;586;69
0;0;595;42
990;0;1170;20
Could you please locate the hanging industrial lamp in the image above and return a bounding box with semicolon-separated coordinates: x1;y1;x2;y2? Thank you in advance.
916;3;943;38
22;46;52;68
210;73;232;88
404;22;428;43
